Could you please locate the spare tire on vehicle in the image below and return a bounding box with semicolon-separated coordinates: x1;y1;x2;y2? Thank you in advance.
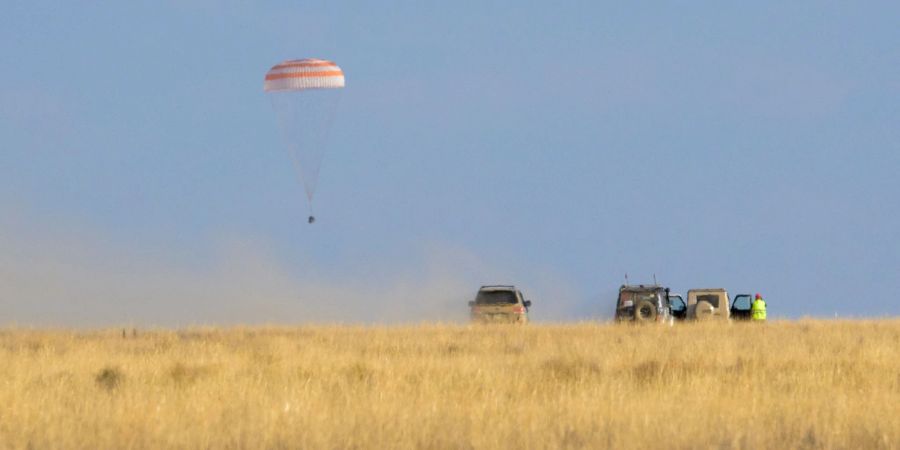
693;301;715;320
634;299;658;322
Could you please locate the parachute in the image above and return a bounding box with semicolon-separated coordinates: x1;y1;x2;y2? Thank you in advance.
264;58;345;224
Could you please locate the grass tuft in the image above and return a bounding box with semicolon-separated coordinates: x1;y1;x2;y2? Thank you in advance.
94;366;123;391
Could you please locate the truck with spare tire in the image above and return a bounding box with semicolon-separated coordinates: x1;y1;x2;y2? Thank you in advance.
614;284;680;324
686;288;754;321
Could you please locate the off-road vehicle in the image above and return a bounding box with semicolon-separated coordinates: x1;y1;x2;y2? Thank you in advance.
686;289;753;321
614;284;678;324
468;285;532;324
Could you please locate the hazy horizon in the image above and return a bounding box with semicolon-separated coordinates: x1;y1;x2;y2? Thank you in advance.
2;2;899;325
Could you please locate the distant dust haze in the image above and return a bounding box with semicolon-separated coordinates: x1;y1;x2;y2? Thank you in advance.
0;211;587;327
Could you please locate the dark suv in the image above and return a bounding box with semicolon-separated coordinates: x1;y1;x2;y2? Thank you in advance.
614;284;680;324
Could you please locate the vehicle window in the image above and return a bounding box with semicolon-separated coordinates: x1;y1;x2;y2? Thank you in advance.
696;294;720;308
732;295;751;311
476;291;518;305
670;296;686;312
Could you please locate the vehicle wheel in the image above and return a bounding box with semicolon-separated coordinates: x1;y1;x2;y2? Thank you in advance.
634;300;657;322
694;301;714;320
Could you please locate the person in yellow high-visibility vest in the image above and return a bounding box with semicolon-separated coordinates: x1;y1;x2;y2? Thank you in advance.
751;293;767;321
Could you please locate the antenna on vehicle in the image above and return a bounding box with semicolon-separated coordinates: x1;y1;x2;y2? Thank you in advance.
625;273;629;285
653;273;657;285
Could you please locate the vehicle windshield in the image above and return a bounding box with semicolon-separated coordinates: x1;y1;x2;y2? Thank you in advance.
619;290;660;307
476;290;518;305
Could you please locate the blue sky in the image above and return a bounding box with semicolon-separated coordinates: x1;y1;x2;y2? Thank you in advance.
2;1;899;324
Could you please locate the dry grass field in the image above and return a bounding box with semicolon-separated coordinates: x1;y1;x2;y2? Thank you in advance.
1;320;898;449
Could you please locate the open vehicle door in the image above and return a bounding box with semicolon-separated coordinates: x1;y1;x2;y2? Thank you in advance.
668;294;687;321
731;294;752;320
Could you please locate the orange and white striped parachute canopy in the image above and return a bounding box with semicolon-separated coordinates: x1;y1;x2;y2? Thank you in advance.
264;58;345;92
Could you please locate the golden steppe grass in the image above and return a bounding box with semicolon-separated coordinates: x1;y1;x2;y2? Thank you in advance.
0;320;898;449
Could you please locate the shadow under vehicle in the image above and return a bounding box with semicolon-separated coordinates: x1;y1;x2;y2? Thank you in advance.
468;285;532;324
614;284;679;324
685;288;754;321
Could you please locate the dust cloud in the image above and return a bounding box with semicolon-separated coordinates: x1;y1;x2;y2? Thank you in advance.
0;213;586;327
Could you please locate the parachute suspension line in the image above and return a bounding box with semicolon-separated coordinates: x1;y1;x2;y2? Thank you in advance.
272;97;316;203
276;127;316;225
267;89;342;200
304;88;341;200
